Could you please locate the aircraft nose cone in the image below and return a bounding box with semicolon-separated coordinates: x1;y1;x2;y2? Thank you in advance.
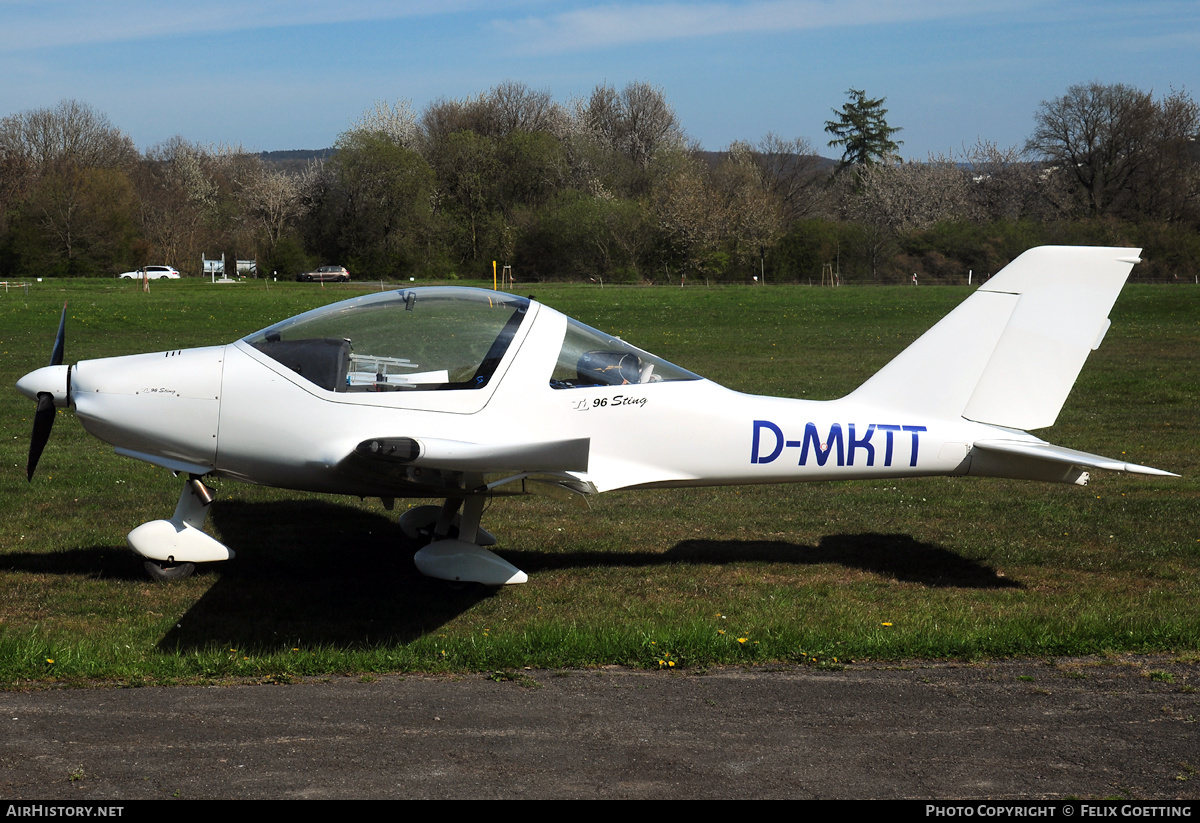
16;365;70;406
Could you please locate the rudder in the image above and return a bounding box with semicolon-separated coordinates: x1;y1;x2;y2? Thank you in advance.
844;246;1141;430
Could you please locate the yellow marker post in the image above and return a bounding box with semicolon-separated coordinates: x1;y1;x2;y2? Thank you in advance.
492;261;497;290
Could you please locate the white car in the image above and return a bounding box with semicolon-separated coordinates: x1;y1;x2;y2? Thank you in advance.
118;266;181;280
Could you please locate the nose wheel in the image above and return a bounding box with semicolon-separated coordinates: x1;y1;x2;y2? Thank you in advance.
127;476;234;581
143;559;196;582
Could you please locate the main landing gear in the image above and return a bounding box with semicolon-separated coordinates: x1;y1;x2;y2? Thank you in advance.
399;496;526;586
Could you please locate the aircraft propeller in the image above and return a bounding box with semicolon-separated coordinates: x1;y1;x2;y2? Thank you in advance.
23;302;69;481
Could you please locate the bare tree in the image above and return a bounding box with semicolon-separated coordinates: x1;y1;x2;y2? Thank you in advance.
1133;88;1200;222
580;82;685;169
746;132;828;223
489;80;561;135
559;86;624;195
0;99;136;174
621;81;683;169
137;138;265;270
420;94;492;146
420;82;567;146
0;101;139;275
580;83;623;147
1027;82;1200;221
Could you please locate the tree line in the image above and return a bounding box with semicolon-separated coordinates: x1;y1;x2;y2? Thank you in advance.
1;81;1197;284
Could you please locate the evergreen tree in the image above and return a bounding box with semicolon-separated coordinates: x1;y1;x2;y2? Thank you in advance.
824;88;903;169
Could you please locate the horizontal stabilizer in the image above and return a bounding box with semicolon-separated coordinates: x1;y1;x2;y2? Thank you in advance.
970;439;1176;485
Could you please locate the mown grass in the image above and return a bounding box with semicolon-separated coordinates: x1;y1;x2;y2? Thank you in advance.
1;276;1197;685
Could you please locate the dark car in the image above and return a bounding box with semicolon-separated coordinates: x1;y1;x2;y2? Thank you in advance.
297;266;350;283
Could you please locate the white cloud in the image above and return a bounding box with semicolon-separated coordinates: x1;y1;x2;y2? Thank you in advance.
490;0;1014;53
0;0;488;51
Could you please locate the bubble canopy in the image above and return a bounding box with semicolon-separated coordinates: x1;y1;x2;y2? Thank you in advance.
243;287;529;393
242;286;700;393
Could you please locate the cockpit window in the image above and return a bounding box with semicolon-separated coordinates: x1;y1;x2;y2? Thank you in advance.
550;317;701;389
243;288;529;392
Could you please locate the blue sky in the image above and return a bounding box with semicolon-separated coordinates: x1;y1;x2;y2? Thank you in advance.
2;0;1197;159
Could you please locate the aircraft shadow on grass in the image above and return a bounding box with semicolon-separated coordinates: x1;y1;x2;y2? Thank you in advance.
158;499;488;651
500;534;1018;588
2;543;152;581
3;499;1019;653
662;535;1019;588
159;499;1015;652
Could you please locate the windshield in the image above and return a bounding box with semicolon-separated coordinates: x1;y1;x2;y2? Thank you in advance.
243;287;529;392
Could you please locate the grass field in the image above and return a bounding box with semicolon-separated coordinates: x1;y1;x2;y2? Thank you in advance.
1;276;1197;685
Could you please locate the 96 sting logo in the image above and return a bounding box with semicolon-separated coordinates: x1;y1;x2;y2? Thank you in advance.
572;395;648;411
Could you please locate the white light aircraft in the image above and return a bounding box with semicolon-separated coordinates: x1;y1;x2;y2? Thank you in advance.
17;246;1176;585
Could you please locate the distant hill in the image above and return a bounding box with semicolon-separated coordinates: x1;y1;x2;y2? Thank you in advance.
694;150;837;171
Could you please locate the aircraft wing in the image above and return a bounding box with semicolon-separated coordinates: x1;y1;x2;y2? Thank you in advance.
970;439;1177;485
335;435;592;495
485;471;598;507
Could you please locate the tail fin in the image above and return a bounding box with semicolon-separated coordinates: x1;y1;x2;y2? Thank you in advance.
844;246;1141;430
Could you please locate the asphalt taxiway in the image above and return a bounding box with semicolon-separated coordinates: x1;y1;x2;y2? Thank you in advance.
2;656;1196;799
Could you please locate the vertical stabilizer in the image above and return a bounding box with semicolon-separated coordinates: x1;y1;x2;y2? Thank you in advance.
844;246;1141;430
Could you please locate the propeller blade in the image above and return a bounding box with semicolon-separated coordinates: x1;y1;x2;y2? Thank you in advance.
27;392;57;481
27;302;68;480
50;302;66;366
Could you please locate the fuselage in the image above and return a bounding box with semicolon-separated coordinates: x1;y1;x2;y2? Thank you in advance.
39;294;1039;500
